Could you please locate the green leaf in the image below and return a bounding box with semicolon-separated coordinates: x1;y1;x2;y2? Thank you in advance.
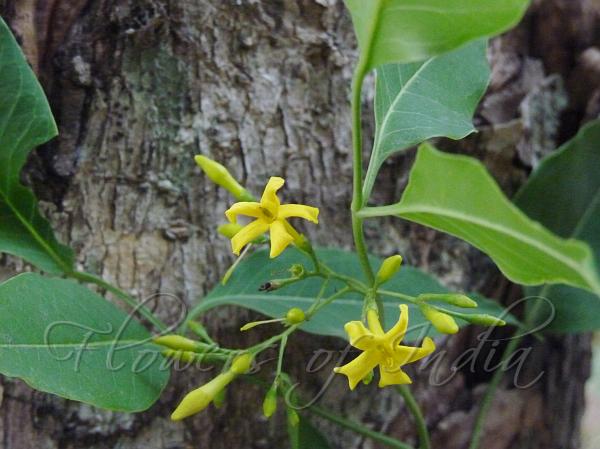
0;17;73;273
0;273;169;411
515;120;600;332
363;143;600;295
344;0;529;69
190;247;511;341
363;40;489;199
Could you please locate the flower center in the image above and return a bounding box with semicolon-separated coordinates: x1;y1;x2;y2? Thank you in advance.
260;206;277;223
375;342;396;367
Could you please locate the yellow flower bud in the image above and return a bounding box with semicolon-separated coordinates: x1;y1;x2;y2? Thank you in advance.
218;223;244;238
194;155;253;200
262;386;278;418
171;371;236;421
361;370;374;385
230;353;254;374
417;293;478;308
285;307;306;325
154;335;201;352
419;304;459;334
375;255;403;286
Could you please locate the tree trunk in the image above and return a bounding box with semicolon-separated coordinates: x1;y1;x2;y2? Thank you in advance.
0;0;598;448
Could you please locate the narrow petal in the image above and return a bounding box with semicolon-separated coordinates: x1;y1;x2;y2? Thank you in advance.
268;220;294;258
394;337;436;365
231;219;269;255
386;304;409;345
333;350;381;390
260;177;284;216
278;204;319;223
378;366;412;387
225;202;262;223
367;309;385;335
344;321;376;351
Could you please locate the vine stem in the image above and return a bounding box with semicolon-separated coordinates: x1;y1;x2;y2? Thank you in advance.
308;405;415;449
350;63;375;287
397;386;431;449
71;270;167;331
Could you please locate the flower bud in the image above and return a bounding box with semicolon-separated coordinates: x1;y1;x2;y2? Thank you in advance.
375;255;403;286
285;307;306;325
262;386;278;418
218;223;244;238
287;408;300;427
171;371;236;421
230;353;254;374
154;335;202;352
289;264;305;278
362;370;374;385
194;155;254;201
462;314;506;327
419;304;459;334
162;349;197;363
417;293;477;308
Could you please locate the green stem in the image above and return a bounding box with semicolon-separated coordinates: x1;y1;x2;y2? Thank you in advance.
397;386;431;449
308;405;414;449
377;289;419;304
350;64;375;287
71;270;167;331
468;293;548;449
357;204;401;219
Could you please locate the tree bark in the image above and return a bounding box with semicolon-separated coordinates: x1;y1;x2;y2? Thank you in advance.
0;0;598;448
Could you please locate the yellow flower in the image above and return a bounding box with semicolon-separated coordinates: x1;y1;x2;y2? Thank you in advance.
334;305;435;389
225;177;319;258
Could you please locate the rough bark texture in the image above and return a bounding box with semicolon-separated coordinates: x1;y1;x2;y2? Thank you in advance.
0;0;598;448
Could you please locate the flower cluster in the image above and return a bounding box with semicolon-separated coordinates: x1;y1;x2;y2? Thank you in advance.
153;155;505;422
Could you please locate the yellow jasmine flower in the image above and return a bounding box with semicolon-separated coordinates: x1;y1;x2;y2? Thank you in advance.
225;177;319;258
334;305;435;389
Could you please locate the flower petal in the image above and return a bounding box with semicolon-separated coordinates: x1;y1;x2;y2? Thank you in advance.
268;220;294;258
334;350;381;390
225;202;262;223
231;219;270;255
367;309;385;336
386;304;409;345
394;337;436;365
378;366;412;387
260;177;284;216
278;204;319;223
344;321;376;351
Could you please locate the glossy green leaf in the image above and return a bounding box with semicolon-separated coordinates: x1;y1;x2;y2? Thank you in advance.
363;40;489;199
190;248;512;342
344;0;529;69
0;273;169;411
515;120;600;332
0;18;73;273
363;143;600;295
